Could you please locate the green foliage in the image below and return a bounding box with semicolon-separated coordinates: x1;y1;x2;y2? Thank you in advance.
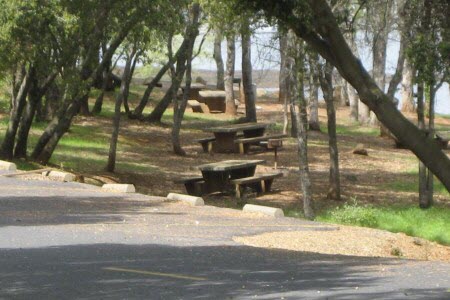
317;201;450;245
321;198;378;227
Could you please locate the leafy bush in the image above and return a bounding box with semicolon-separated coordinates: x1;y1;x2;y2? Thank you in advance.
326;199;378;227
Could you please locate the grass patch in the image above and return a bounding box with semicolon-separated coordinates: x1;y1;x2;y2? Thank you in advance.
386;178;449;196
313;199;450;245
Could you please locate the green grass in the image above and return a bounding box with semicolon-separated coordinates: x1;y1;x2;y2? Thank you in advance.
311;200;450;245
386;178;449;196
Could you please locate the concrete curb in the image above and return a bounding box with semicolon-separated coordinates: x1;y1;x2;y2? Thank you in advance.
0;160;17;171
243;204;284;218
167;193;204;206
42;170;75;182
102;184;136;193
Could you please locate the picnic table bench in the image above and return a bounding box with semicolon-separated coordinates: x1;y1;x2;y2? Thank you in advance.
203;122;271;153
230;172;283;198
234;133;287;154
173;176;205;196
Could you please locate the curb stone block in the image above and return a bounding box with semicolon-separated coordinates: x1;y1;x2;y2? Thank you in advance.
167;193;204;206
0;161;17;171
243;204;284;218
42;170;75;182
102;184;136;193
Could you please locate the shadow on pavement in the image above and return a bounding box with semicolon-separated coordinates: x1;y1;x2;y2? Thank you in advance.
0;243;448;299
0;196;166;227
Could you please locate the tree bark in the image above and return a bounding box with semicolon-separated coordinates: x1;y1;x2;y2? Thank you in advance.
319;62;341;200
14;72;57;158
279;30;288;104
400;57;415;112
308;54;321;131
213;30;225;90
105;48;135;172
172;4;200;155
225;35;237;115
292;40;314;219
0;65;32;160
92;63;111;115
241;22;257;122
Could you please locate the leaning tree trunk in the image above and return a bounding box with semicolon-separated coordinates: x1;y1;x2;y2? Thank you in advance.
122;49;139;116
308;53;321;131
0;66;32;160
241;22;257;122
225;34;237;115
172;3;200;155
319;62;341;200
213;30;225;90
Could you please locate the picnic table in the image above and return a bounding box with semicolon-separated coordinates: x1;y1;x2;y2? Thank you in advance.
181;83;206;100
203;122;271;153
197;159;264;194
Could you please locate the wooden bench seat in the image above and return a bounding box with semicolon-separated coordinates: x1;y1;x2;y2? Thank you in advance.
234;134;287;154
230;172;283;198
173;176;205;196
187;100;204;113
195;137;216;153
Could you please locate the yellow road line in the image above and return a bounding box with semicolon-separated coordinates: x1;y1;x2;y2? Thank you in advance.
103;267;207;281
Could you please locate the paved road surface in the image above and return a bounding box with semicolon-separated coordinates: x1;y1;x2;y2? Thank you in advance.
0;175;449;299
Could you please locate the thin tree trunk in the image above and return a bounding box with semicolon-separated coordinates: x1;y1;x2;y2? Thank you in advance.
241;23;257;122
319;62;341;200
213;30;225;90
0;65;32;160
308;54;321;131
400;57;415;112
293;41;314;219
279;31;288;104
105;48;136;172
92;65;111;115
122;50;139;115
225;35;237;115
172;4;200;155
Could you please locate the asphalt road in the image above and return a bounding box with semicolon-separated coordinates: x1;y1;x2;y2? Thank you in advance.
0;174;449;299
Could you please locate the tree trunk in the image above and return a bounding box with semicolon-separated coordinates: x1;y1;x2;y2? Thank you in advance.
92;65;111;115
293;41;314;219
400;57;415;112
225;35;237;115
279;30;288;104
0;66;32;160
131;60;172;119
172;4;200;156
319;62;341;200
122;50;139;115
308;54;321;131
241;23;257;122
105;48;136;172
213;30;225;90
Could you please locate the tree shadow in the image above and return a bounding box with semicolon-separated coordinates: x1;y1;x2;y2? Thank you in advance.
0;243;448;299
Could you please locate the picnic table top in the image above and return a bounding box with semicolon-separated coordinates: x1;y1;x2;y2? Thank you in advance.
182;83;206;90
204;122;271;133
199;90;226;97
197;159;265;172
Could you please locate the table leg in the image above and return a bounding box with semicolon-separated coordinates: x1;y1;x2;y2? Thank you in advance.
214;132;238;153
202;170;230;193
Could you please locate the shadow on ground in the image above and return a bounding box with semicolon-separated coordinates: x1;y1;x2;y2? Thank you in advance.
0;243;448;299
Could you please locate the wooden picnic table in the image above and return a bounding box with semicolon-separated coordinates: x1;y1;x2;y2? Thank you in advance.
197;159;265;194
181;83;207;100
203;122;271;153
